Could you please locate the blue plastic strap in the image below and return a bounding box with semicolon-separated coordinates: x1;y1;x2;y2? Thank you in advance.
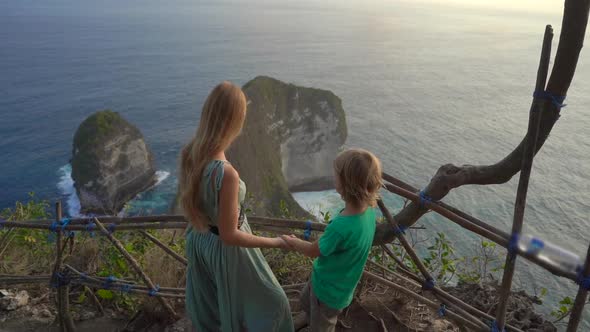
576;271;590;290
303;220;312;241
508;233;519;256
107;223;116;234
120;284;133;293
422;278;435;290
527;238;544;255
533;91;567;109
148;285;160;297
60;218;71;232
51;272;70;288
438;304;447;317
393;224;407;236
86;222;96;237
103;275;116;289
490;320;506;332
49;221;59;233
418;190;433;209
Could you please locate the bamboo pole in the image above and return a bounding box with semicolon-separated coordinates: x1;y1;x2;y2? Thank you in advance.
566;244;590;332
51;202;75;332
495;25;554;331
382;182;578;280
382;172;509;239
93;217;178;319
139;230;188;266
70;279;185;299
376;200;435;285
362;271;487;331
64;265;184;293
382;183;509;247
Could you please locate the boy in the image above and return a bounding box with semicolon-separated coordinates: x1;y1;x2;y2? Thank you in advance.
282;148;382;332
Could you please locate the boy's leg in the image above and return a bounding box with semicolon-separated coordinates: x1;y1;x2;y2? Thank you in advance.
293;281;312;330
309;284;341;332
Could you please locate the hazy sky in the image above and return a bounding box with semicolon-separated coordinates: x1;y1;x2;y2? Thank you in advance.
418;0;562;13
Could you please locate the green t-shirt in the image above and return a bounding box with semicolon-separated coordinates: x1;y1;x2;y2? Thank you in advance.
311;208;376;310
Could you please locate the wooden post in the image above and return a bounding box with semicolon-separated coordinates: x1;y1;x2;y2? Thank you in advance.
377;200;435;285
93;218;178;320
51;202;75;332
495;25;553;330
566;244;590;332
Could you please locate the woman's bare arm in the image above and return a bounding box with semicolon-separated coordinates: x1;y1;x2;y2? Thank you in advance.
217;164;287;249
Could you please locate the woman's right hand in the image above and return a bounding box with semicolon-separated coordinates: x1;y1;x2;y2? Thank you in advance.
273;237;292;250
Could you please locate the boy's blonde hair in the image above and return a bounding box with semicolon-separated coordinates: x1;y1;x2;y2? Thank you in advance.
333;148;383;207
179;81;247;231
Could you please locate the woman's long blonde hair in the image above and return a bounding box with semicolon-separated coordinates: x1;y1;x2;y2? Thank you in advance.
179;81;247;231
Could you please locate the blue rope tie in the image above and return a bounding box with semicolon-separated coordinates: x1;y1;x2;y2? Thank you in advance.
86;222;96;237
490;320;506;332
393;224;407;236
80;273;88;280
103;275;116;289
418;190;433;209
0;217;6;229
60;218;70;232
49;221;60;233
508;233;519;256
422;278;435;290
120;284;133;293
303;220;312;241
148;285;160;297
51;272;70;288
107;223;116;234
533;91;567;109
438;304;447;317
576;270;590;290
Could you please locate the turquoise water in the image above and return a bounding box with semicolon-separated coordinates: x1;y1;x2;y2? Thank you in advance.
1;0;589;328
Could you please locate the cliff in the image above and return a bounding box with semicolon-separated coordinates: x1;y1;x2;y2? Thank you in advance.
227;76;347;218
71;110;157;214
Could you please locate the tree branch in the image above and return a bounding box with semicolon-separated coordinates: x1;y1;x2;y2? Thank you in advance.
375;0;590;245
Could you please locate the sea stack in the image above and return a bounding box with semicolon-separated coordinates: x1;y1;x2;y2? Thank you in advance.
227;76;347;217
71;110;157;215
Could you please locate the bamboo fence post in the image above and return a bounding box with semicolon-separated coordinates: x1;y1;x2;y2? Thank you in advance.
139;230;188;266
93;217;178;320
51;202;75;332
377;200;435;286
566;244;590;332
495;25;554;330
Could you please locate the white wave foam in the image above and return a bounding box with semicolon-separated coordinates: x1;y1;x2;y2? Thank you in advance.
57;164;82;217
155;170;170;186
292;190;343;220
57;165;171;217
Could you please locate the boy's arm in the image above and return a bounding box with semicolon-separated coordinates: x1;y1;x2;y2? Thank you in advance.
281;235;321;258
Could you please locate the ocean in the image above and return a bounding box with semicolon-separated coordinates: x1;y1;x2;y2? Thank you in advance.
1;0;589;328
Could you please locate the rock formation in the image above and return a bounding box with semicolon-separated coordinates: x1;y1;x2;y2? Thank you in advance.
71;110;156;214
227;76;347;218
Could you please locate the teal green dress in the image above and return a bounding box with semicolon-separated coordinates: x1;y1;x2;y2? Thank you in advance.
185;160;294;332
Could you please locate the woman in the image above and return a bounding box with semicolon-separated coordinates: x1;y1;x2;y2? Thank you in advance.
179;81;294;331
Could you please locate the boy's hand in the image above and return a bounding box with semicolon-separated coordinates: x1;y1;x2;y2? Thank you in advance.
281;234;300;246
272;236;290;249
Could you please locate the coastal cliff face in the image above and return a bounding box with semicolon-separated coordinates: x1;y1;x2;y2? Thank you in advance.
227;76;347;217
71;110;156;215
